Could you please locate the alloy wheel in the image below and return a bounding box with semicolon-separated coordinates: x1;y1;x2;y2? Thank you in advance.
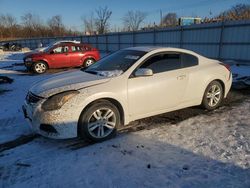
87;108;116;139
85;59;94;67
34;63;46;73
206;84;222;107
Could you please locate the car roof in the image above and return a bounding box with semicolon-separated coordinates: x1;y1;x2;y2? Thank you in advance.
125;46;201;57
125;46;163;52
53;40;80;45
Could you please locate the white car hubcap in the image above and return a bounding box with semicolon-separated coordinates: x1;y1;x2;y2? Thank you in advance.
87;108;116;138
206;84;221;107
86;59;94;66
35;63;46;73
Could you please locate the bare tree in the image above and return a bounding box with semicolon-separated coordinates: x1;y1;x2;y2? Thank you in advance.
122;10;147;31
48;15;65;36
21;13;44;37
161;13;178;27
95;6;112;34
82;12;95;35
0;14;18;38
21;13;42;29
216;3;250;21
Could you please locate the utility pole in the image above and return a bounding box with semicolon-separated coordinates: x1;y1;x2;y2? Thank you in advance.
160;9;163;27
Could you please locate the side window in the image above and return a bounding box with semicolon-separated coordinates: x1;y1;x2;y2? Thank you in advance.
63;46;69;53
140;53;181;74
83;45;91;51
181;53;198;68
53;46;63;53
53;46;69;53
71;46;82;52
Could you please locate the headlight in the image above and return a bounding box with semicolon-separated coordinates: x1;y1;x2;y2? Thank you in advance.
25;58;32;62
42;90;80;111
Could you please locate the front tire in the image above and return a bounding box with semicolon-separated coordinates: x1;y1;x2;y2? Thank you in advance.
33;61;48;74
78;100;120;142
202;80;224;110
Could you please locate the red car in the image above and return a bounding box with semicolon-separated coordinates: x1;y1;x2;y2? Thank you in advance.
24;42;100;74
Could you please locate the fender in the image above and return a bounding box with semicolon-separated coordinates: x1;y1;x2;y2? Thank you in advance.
74;91;129;125
32;57;50;68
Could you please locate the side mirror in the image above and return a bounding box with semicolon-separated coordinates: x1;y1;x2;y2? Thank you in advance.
135;68;153;77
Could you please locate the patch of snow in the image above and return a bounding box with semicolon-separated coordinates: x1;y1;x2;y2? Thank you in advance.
0;52;52;142
0;100;250;187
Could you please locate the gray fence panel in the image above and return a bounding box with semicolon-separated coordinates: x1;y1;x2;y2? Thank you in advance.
135;32;154;44
97;35;106;43
221;45;250;60
120;34;133;43
155;31;180;44
183;28;220;43
183;44;219;59
1;20;250;63
88;36;96;43
108;35;118;43
108;44;119;51
223;25;250;43
120;43;133;49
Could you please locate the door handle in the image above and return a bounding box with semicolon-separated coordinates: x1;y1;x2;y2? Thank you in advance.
177;75;186;80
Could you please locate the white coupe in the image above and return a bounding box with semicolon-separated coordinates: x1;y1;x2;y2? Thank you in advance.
23;47;232;142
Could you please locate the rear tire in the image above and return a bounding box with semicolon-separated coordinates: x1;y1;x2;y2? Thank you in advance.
83;58;95;67
33;61;48;74
78;100;120;143
202;80;224;110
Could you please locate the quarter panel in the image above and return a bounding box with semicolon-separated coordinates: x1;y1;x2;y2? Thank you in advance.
182;59;231;105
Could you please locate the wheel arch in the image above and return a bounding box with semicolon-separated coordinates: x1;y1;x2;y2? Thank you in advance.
77;97;125;136
82;55;96;62
34;59;50;68
204;78;225;97
214;79;225;97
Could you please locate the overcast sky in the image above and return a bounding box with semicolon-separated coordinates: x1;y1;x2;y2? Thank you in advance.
0;0;248;31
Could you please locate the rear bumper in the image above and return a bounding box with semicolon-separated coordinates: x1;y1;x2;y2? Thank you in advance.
224;73;233;98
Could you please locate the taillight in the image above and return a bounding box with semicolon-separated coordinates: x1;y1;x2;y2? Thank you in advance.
220;63;231;72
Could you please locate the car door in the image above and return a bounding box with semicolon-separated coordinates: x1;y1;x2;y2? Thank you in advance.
48;45;70;68
127;52;188;119
69;45;84;67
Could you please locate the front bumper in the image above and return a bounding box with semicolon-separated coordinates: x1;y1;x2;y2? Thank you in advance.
23;60;33;69
22;100;78;139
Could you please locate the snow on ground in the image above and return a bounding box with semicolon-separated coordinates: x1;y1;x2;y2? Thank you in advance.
0;52;53;142
0;100;249;188
0;52;250;187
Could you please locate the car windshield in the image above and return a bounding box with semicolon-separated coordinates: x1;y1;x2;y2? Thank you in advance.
44;44;54;52
82;49;146;77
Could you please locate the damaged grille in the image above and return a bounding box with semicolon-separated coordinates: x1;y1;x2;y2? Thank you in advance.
26;92;43;104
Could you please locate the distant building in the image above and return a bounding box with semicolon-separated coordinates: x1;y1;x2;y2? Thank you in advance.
84;31;99;35
179;17;202;26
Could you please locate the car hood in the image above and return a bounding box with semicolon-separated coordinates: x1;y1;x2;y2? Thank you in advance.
30;70;111;98
24;51;45;58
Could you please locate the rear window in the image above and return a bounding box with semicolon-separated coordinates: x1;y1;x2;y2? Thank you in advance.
181;53;198;68
83;45;92;51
